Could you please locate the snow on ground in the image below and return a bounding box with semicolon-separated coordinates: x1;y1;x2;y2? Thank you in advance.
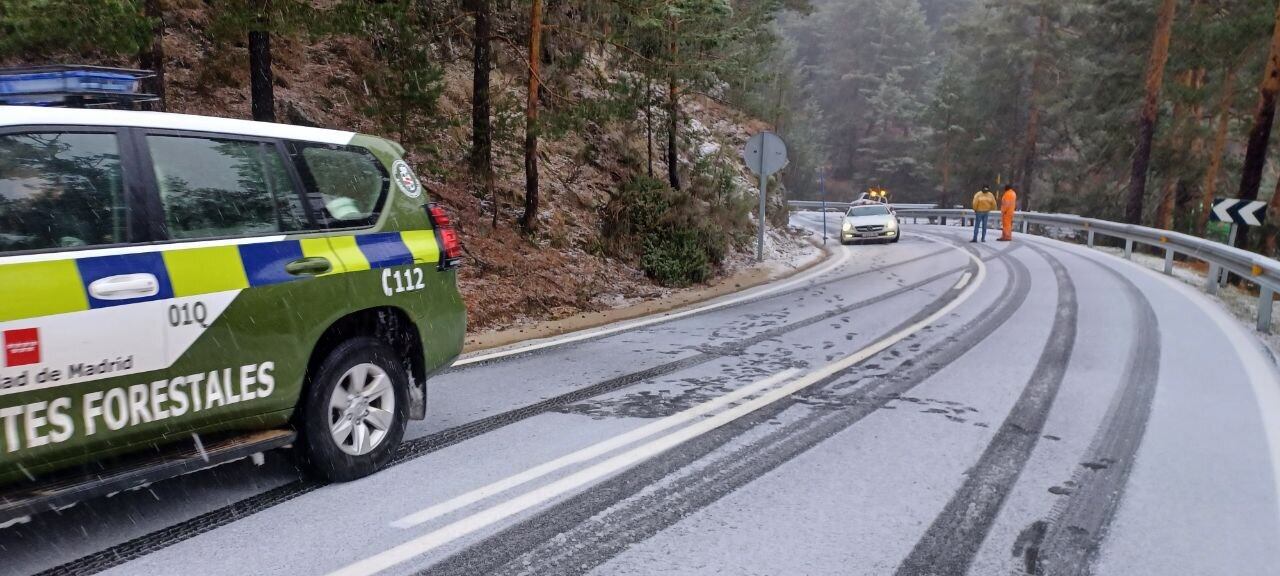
721;225;819;279
1089;245;1280;360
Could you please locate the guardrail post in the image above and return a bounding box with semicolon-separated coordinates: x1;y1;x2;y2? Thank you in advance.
1021;219;1028;233
1124;238;1133;260
1163;248;1174;275
1207;263;1221;295
1259;286;1275;333
1087;230;1095;248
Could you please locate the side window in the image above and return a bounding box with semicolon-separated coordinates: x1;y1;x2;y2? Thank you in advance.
146;135;305;240
293;144;388;226
0;131;126;254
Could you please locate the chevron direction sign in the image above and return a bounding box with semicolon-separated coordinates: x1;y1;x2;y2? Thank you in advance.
1211;197;1268;226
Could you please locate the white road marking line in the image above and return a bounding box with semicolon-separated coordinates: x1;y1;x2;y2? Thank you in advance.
390;368;801;529
328;238;985;576
454;242;853;367
954;272;973;291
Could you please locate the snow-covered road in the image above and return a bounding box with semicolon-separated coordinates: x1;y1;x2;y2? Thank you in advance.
6;213;1279;576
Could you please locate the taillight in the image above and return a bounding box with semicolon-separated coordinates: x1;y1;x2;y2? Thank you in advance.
427;203;463;269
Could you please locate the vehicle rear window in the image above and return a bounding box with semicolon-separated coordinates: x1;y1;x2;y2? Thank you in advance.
294;144;387;226
0;131;126;254
147;135;306;240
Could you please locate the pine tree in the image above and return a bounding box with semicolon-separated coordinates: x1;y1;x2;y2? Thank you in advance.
1237;0;1280;248
0;0;151;60
138;0;166;110
465;0;496;228
248;0;274;122
522;0;545;233
1125;0;1177;225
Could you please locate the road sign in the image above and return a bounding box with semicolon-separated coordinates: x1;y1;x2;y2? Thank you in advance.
742;132;789;262
742;133;788;177
1211;197;1267;226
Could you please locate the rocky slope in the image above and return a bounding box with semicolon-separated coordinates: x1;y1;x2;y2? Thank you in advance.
46;4;810;333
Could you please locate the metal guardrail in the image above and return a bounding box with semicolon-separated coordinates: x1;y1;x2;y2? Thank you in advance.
892;208;1280;333
788;201;939;210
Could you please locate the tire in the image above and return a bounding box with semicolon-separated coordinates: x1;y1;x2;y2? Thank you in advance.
297;337;410;482
891;234;901;244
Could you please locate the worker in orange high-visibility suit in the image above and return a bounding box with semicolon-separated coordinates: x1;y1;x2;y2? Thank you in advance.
998;185;1018;241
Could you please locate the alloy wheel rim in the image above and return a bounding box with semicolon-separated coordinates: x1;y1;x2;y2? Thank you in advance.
328;363;396;456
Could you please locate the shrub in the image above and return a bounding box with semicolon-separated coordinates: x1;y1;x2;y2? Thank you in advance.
604;174;733;287
642;228;715;286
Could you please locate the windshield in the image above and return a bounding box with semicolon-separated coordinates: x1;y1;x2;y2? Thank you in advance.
5;2;1280;576
848;205;891;217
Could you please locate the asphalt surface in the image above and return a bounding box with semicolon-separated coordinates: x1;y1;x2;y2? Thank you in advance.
2;212;1279;576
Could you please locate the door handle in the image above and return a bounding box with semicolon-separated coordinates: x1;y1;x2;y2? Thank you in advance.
89;274;160;300
285;257;332;276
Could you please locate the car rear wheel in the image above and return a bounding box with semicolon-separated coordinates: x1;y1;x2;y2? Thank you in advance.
298;337;409;482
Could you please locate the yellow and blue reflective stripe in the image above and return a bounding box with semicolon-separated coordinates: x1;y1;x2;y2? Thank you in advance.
354;233;414;268
325;236;371;273
238;241;305;286
163;245;250;296
75;253;174;309
0;260;89;322
0;231;441;323
400;230;441;264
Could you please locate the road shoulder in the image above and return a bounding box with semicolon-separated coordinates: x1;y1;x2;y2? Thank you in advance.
462;232;829;355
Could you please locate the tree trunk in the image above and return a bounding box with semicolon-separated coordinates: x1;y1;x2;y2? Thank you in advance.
1178;68;1208;216
939;108;952;209
1234;0;1280;249
1156;72;1191;230
939;138;952;209
666;16;681;191
466;0;495;228
1125;0;1178;225
1020;10;1048;212
138;0;165;111
248;0;274;123
1200;65;1238;235
1266;175;1280;255
520;0;544;234
646;79;654;178
667;75;681;191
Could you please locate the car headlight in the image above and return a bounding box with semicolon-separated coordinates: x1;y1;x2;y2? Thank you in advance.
886;219;898;229
842;221;853;232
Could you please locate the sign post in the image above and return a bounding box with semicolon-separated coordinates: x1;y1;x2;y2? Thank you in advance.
819;168;828;244
742;132;789;262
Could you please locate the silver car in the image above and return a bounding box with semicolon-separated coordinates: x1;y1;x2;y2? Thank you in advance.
840;203;901;245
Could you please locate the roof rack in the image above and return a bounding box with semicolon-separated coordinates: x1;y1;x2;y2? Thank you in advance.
0;65;158;108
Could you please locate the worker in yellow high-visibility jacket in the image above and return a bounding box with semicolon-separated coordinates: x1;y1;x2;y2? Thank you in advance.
998;185;1018;242
971;186;997;242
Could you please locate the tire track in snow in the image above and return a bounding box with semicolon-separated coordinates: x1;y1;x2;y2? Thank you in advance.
894;244;1077;576
34;237;966;576
1020;242;1160;576
422;244;1026;576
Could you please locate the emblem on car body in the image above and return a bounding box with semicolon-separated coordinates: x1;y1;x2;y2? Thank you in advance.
391;160;422;199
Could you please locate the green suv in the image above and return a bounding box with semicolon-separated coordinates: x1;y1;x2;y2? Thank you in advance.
0;106;466;506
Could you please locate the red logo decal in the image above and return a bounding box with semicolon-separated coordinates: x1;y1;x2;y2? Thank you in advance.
3;328;40;367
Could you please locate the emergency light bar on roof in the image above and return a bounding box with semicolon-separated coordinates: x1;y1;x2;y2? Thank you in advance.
0;65;158;108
